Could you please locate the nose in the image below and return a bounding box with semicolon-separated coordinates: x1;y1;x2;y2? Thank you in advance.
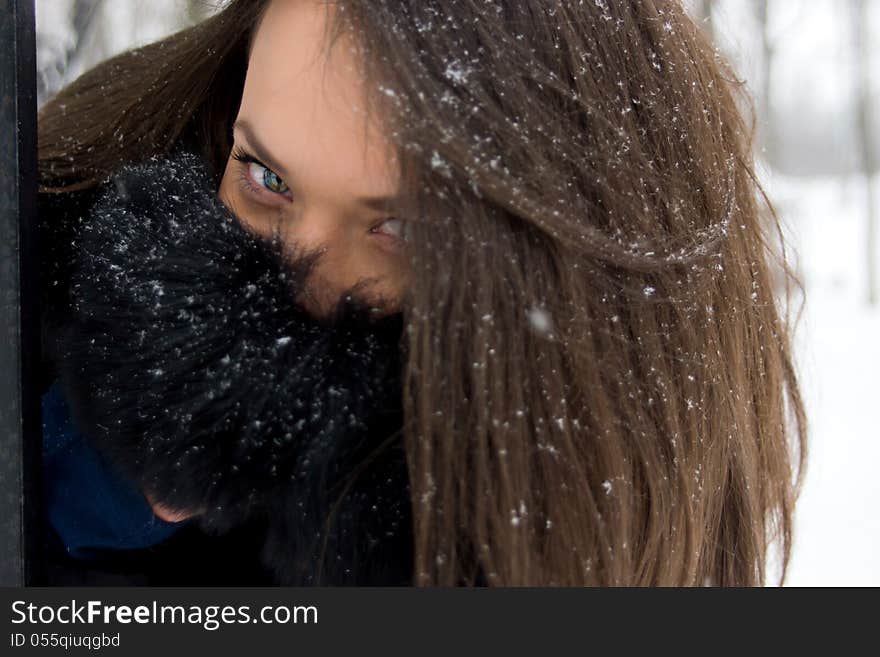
277;209;356;320
284;205;346;253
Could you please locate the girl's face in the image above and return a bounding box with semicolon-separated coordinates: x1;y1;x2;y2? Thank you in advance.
218;0;409;320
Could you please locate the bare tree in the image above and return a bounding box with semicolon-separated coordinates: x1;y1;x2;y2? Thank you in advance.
187;0;215;25
693;0;714;42
853;0;877;305
69;0;103;57
754;0;776;166
37;0;104;106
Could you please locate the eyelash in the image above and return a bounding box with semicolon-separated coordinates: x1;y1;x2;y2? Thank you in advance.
230;145;407;246
231;146;291;202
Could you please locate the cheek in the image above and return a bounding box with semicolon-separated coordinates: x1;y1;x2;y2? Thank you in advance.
217;160;251;227
340;250;409;314
217;158;236;209
377;256;411;305
217;159;278;238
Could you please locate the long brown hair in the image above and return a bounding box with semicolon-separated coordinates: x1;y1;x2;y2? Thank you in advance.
38;0;807;586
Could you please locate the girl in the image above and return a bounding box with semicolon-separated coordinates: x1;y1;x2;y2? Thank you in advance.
37;0;806;586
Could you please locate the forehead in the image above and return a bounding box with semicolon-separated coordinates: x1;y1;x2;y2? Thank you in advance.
240;0;399;201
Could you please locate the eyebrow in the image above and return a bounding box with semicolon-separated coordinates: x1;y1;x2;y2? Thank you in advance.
232;119;403;214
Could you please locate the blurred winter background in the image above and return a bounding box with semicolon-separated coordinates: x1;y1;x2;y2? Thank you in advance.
34;0;880;586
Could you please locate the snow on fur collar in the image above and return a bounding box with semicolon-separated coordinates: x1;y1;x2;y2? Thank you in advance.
54;148;414;585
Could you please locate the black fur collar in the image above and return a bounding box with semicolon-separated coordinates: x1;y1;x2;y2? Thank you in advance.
55;148;413;585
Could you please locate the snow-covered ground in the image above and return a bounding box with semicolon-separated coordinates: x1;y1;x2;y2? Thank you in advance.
768;173;880;586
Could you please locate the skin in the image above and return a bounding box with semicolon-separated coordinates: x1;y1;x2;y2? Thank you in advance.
219;0;409;320
148;0;409;523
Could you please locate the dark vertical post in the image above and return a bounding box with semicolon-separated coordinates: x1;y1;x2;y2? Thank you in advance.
0;0;42;586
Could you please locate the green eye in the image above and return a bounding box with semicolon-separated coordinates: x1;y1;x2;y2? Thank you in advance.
243;160;289;195
261;167;289;194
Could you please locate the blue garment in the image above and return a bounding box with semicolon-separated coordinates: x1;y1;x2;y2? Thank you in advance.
41;380;192;559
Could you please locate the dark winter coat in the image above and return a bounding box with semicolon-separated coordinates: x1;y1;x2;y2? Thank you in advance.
38;147;415;586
